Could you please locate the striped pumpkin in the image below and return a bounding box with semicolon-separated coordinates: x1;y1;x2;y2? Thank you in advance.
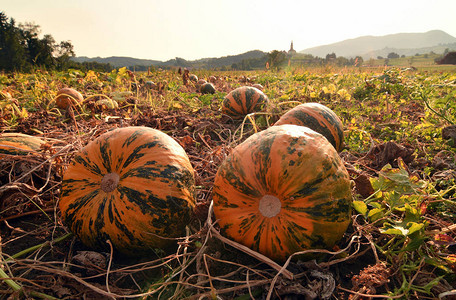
213;125;352;262
222;86;269;118
274;103;344;152
59;126;196;256
200;82;216;94
0;133;45;155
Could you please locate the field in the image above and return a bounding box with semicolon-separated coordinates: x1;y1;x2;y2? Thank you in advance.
1;65;456;299
363;53;456;71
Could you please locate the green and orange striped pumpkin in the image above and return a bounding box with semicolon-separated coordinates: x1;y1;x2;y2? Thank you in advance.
213;125;352;262
59;126;196;256
274;102;344;152
222;86;269;118
0;133;46;156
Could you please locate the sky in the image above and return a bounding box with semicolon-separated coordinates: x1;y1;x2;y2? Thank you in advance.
1;0;456;62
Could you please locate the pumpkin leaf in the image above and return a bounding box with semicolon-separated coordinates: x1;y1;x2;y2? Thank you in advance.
404;235;426;251
371;160;426;195
380;226;408;236
353;200;368;215
425;257;453;273
406;222;425;235
367;207;384;222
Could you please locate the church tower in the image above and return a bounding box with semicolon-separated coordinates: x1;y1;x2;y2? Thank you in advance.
288;41;296;56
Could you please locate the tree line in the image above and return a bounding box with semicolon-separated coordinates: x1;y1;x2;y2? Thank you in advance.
0;11;112;72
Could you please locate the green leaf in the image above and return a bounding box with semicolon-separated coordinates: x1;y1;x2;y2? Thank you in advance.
368;208;384;221
406;222;425;236
353;200;368;215
425;257;452;273
371;161;426;195
380;226;408;236
404;235;426;251
370;202;382;209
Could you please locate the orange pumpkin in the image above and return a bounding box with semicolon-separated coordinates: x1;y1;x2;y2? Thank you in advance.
213;125;352;262
55;87;84;109
59;126;196;256
274;102;344;152
0;133;45;156
222;86;269;118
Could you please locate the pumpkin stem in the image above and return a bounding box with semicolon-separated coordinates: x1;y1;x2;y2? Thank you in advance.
259;195;281;218
101;173;120;193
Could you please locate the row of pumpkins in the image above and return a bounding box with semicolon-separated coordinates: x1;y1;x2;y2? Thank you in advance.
0;86;352;262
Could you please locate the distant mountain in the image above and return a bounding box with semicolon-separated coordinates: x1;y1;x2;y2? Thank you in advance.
299;30;456;59
363;43;456;60
72;50;267;69
71;56;162;68
183;50;267;68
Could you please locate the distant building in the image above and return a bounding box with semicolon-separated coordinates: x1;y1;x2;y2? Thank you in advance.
288;41;297;56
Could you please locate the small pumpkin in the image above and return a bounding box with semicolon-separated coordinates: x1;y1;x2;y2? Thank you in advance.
0;133;45;156
200;82;216;94
95;98;119;110
189;74;198;83
213;125;352;262
252;83;264;90
145;81;157;90
55;87;84;109
0;91;12;100
222;86;269;118
196;79;207;91
59;126;196;256
274;102;344;152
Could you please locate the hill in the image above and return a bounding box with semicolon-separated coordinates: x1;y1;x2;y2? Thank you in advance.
299;30;456;59
71;56;162;68
363;43;456;60
72;50;267;69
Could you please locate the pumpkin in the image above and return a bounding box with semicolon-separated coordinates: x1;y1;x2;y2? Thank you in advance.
196;79;207;92
59;126;196;256
212;125;352;262
197;79;207;86
0;133;45;155
145;81;157;90
200;83;216;94
55;87;84;109
189;74;198;83
222;86;269;118
252;83;264;90
0;91;12;100
274;102;344;152
95;98;119;110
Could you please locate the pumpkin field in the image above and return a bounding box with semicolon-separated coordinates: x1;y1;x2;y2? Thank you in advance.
1;65;456;299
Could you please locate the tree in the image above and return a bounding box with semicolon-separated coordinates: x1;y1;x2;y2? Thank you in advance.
55;40;75;69
19;23;57;68
0;12;76;71
0;13;27;71
267;50;287;70
387;52;400;59
335;56;349;66
326;53;337;61
351;56;364;67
